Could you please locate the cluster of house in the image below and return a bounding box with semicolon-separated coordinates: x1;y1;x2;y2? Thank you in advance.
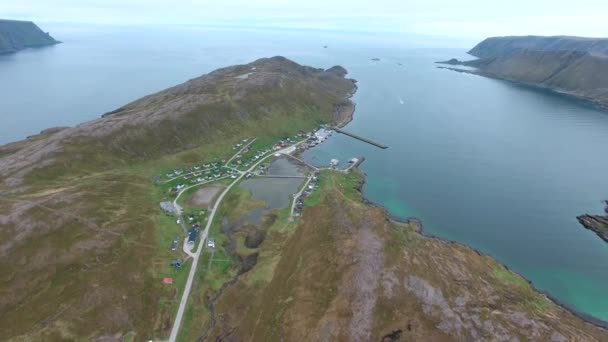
231;138;250;150
293;172;320;217
162;159;232;184
294;128;334;152
230;147;272;169
168;168;240;195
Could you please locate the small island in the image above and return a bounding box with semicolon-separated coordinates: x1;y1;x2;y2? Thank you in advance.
0;19;59;54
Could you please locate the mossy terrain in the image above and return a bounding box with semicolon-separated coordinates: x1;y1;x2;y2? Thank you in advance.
1;56;605;341
0;57;355;340
186;170;608;341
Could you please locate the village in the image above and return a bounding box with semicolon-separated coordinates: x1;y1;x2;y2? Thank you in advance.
160;124;381;341
155;126;352;280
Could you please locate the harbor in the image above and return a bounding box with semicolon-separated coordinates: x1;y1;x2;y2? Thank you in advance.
332;127;388;149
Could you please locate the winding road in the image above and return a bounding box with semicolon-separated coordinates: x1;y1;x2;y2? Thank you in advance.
168;139;301;341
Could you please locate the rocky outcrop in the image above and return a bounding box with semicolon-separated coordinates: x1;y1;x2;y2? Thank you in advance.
439;36;608;110
0;19;59;54
577;201;608;243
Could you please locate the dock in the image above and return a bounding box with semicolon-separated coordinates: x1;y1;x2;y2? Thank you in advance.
332;128;388;149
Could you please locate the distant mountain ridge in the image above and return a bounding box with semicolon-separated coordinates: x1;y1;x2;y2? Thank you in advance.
438;35;608;110
0;19;59;54
469;36;608;58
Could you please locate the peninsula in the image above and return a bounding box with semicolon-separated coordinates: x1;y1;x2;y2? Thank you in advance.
438;35;608;110
1;57;606;340
577;201;608;243
0;19;59;54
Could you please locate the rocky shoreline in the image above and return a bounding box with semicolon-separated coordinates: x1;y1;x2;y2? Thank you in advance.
350;168;608;330
577;201;608;243
437;35;608;112
436;63;608;112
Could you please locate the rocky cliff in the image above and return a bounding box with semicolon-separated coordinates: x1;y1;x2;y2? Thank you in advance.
0;19;59;54
439;36;608;109
577;201;608;243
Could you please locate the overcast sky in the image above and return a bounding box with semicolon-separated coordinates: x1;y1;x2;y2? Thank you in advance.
2;0;608;39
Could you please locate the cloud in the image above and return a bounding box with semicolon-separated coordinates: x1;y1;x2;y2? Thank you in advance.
1;0;607;38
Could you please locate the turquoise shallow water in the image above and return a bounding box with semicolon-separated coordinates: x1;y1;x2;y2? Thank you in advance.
1;24;607;323
303;54;608;323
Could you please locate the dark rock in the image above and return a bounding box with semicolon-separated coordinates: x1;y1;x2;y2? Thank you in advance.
244;230;266;249
576;214;608;243
381;329;402;341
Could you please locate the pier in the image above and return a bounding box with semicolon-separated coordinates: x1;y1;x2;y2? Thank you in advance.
332;128;388;149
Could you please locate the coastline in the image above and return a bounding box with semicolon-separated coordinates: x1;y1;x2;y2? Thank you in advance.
437;66;608;112
333;105;608;330
352;173;608;330
577;204;608;243
0;41;61;55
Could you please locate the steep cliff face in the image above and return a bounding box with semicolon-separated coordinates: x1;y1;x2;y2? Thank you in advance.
440;36;608;109
0;19;59;54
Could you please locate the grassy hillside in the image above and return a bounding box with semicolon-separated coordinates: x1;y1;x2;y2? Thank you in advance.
0;57;356;340
0;19;58;54
184;170;608;341
440;36;608;109
2;55;605;341
469;36;608;59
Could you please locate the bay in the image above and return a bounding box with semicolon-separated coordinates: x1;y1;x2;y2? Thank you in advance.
1;24;607;323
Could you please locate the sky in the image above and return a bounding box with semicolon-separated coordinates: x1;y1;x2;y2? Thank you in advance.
2;0;608;39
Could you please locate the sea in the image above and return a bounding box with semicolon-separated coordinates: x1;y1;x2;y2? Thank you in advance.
1;23;607;324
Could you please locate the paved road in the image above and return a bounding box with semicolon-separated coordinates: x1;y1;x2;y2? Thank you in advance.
168;140;284;342
172;177;229;256
225;138;256;166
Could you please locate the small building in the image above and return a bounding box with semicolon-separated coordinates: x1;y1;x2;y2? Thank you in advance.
163;278;174;284
160;201;175;214
207;238;215;248
187;228;198;247
315;128;331;141
171;236;179;251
